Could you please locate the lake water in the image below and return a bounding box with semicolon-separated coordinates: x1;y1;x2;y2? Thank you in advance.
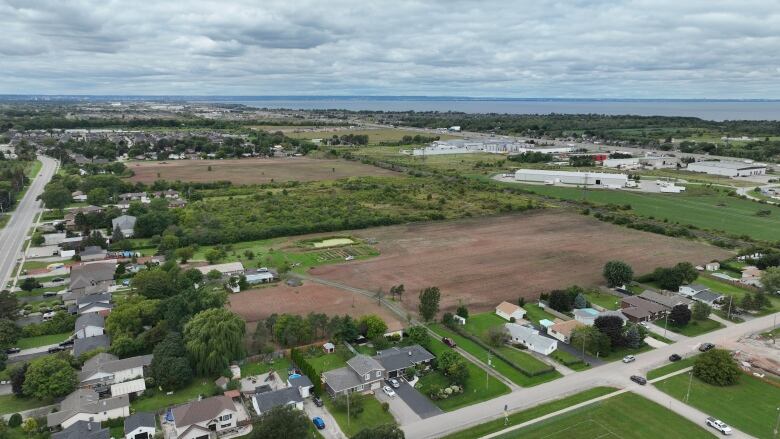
210;97;780;121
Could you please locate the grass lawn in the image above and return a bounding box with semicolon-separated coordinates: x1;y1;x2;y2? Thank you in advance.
15;332;70;349
655;372;780;438
324;394;396;437
131;380;218;413
646;332;674;344
522;304;558;326
495;392;712;439
464;312;506;338
646;356;697;380
597;344;654;363
549;349;588;371
429;324;560;387
666;318;724;337
443;387;617;439
583;291;621;310
695;275;780;315
21;260;56;271
0;395;51;415
418;338;509;411
240;356;292;377
305;347;351;374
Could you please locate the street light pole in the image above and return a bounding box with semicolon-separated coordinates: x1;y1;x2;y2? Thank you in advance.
773;407;779;439
685;371;693;403
664;312;669;338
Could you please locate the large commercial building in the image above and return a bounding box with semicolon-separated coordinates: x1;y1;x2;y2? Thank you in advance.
405;139;572;156
686;160;766;177
514;169;629;187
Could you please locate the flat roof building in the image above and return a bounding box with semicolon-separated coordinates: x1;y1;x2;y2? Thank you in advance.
514;169;629;188
686;160;766;177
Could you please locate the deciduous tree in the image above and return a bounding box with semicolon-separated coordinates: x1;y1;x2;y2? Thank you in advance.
691;302;711;321
603;260;633;288
669;304;692;327
693;349;740;386
184;308;245;375
418;287;441;321
23;356;76;399
251;405;310;439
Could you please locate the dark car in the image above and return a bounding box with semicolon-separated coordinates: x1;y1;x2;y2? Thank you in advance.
52;278;65;282
630;375;647;385
669;354;682;362
313;396;323;407
5;347;21;354
442;337;457;348
47;346;65;353
59;339;74;347
699;343;715;352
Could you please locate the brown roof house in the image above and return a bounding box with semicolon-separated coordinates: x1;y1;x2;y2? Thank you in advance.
170;395;238;439
547;320;585;344
620;296;667;323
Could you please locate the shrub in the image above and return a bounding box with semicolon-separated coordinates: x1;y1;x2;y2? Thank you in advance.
8;413;22;428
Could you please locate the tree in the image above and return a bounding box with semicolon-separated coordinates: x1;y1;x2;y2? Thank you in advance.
352;424;405;439
418;287;441;321
176;246;194;263
570;326;611;356
10;364;27;396
602;260;633;288
0;318;21;348
485;326;508;347
205;248;225;264
109;336;145;358
23;356;76;399
673;262;699;284
87;187;109;205
437;350;469;385
594;315;625;348
111;226;125;243
206;269;222;280
0;291;18;320
548;290;573;313
184;308;245;376
39;183;70;210
693;349;740;386
19;277;40;292
151;332;193;390
390;284;405;301
573;293;587;309
455;304;469;319
251;405;310;439
407;325;430;349
669;304;691;327
441;312;454;326
8;413;22;428
762;267;780;294
691;302;711;321
132;269;176;299
359;314;388;339
105;296;160;338
21;418;37;436
624;325;642;348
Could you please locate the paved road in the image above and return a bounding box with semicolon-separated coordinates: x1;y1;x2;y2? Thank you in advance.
0;156;58;288
402;312;778;439
302;399;346;439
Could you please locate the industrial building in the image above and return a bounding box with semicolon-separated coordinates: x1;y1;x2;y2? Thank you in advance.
686;160;766;177
405;139;572;156
514;169;630;188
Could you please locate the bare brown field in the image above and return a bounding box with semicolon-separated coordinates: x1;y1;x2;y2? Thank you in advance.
127;158;397;184
228;283;404;331
309;212;732;314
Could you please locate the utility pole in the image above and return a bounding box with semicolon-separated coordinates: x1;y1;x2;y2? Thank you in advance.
486;352;492;390
347;391;350;428
684;371;693;403
727;296;733;321
773;406;779;439
664;312;669;338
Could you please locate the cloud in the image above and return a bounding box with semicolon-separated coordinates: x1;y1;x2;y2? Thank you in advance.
0;0;779;97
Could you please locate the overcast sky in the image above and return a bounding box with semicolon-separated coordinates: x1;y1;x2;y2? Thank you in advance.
2;0;779;98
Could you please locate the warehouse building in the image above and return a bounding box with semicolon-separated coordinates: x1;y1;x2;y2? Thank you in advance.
514;169;629;188
686;160;766;177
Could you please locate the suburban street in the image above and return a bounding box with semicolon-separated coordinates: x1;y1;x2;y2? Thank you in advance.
0;155;58;288
402;312;778;439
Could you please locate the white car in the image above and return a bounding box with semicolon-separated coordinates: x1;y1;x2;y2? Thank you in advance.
382;386;396;397
387;378;400;388
706;417;732;435
639;321;649;328
622;355;636;363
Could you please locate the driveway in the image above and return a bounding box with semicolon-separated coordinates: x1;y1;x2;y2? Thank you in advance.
302;398;346;439
394;380;443;420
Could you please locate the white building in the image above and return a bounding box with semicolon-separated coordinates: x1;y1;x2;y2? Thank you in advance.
514;169;629;188
47;389;130;428
686;160;767;177
603;158;640;169
504;323;557;355
196;262;245;277
74;313;105;339
124;412;156;439
171;396;237;439
495;301;526;321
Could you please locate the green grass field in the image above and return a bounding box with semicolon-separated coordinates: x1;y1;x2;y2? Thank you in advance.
646;356;697;380
0;395;51;415
655;372;780;438
418;338;510;411
15;332;70;349
239;357;292;377
695;275;780;315
443;387;617;439
666;318;724;337
549;349;589;371
324;394;396;437
597;344;654;362
463;312;506;338
131;380;218;413
429;324;561;387
646;332;674;344
583;291;621;310
522;304;559;326
306;348;351;374
495;392;712;439
500;182;780;241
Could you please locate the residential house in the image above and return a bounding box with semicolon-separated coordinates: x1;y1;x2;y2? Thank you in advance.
75;313;105;339
168;199;187;209
65;284;110;307
79;353;152;397
47;389;130;428
504;323;558;355
323;354;385;397
374;345;435;378
124;413;156;439
638;290;693;309
71;191;88;203
112;215;137;238
170;395;238;439
244;268;278;284
547;320;585;344
705;262;720;271
251;377;310;415
573;308;600;326
73;334;111;357
195;262;245;277
80;246;108;262
70;262;116;296
495;301;526;321
64;206;104;230
288;375;314;398
77;293;113;315
52;421;109;439
691;290;724;306
620;296;667;323
678;284;710;298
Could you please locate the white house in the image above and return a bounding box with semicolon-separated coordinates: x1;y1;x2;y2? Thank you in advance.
495;301;526;321
195;262;245;277
74;313;105;339
124;412;156;439
705;262;720;271
573;308;600;326
678;284;710;297
79;353;152;397
47;389;130;428
171;395;237;439
504;323;557;355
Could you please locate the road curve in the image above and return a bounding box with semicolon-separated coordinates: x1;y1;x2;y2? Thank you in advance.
0;155;58;288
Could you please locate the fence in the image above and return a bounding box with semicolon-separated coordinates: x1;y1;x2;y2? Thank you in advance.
537;301;572;321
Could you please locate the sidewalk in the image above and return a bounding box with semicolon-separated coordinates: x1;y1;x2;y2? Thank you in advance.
709;313;735;327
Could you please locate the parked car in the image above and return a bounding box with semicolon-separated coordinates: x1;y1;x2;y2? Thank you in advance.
382;386;396;397
630;375;647;385
639;321;649;328
52;277;64;282
622;355;636;363
442;337;457;348
313;396;323;407
312;417;325;430
5;347;20;354
387;378;400;388
59;339;74;347
669;354;682;362
47;346;64;353
699;343;715;352
706;417;732;435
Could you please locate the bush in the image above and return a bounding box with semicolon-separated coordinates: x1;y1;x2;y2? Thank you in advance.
693;349;741;386
8;413;22;428
381;401;389;412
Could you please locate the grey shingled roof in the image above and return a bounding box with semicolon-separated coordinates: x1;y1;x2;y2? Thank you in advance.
346;354;384;376
52;421;109;439
638;290;692;309
77;293;112;306
172;396;235;428
374;345;435;373
322;367;363;393
70;263;115;290
75;313;104;332
79;354;153;382
73;334;110;357
693;290;723;304
124;412;155;435
253;387;303;414
47;389;128;426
